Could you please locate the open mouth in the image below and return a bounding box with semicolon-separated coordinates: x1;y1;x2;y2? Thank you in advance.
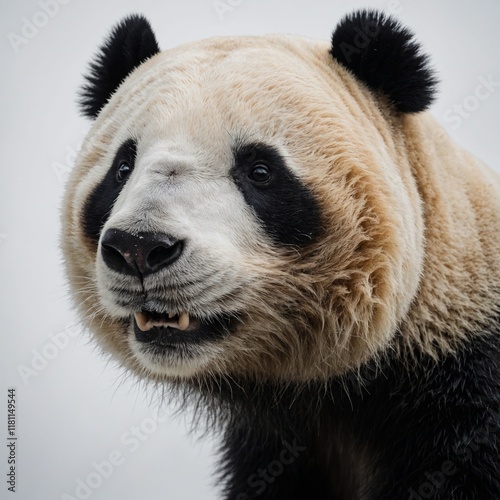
134;310;199;332
132;307;234;348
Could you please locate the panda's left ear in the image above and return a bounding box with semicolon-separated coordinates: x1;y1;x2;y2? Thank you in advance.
79;14;160;119
330;10;438;113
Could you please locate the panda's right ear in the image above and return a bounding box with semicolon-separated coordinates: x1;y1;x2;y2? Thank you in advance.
79;14;160;119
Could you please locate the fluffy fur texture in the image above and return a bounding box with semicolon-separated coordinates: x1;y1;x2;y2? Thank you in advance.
331;10;438;112
62;11;500;498
79;14;160;118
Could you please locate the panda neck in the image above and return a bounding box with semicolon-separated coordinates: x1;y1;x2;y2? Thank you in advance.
397;112;500;357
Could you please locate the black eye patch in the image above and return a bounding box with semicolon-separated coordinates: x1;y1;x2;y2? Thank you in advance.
82;138;137;243
230;142;321;247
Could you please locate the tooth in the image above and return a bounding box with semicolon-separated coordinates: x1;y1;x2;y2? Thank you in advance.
178;312;189;331
168;312;176;319
134;312;151;331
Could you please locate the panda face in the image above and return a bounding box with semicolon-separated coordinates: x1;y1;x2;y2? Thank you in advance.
63;28;426;381
90;132;321;378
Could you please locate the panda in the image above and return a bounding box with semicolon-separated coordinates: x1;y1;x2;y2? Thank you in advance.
62;10;500;499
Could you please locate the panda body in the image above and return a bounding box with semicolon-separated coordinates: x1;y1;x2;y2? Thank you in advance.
62;11;500;499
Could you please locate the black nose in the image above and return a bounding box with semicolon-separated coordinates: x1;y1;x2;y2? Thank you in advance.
100;228;183;277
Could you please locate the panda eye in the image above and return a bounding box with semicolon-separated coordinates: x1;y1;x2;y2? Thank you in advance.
115;161;131;183
249;164;271;183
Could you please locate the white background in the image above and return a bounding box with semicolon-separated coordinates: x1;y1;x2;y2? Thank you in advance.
1;1;499;499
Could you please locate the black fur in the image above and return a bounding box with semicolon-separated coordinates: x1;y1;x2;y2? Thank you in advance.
79;15;160;118
231;142;322;246
330;9;438;113
83;138;137;242
183;322;500;499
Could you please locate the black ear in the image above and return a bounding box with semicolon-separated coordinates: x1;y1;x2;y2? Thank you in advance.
330;10;438;113
79;14;160;119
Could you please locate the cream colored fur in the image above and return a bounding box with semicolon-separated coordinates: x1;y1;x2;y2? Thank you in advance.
62;35;500;382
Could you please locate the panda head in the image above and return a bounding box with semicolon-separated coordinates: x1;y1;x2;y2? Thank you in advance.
62;11;436;381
